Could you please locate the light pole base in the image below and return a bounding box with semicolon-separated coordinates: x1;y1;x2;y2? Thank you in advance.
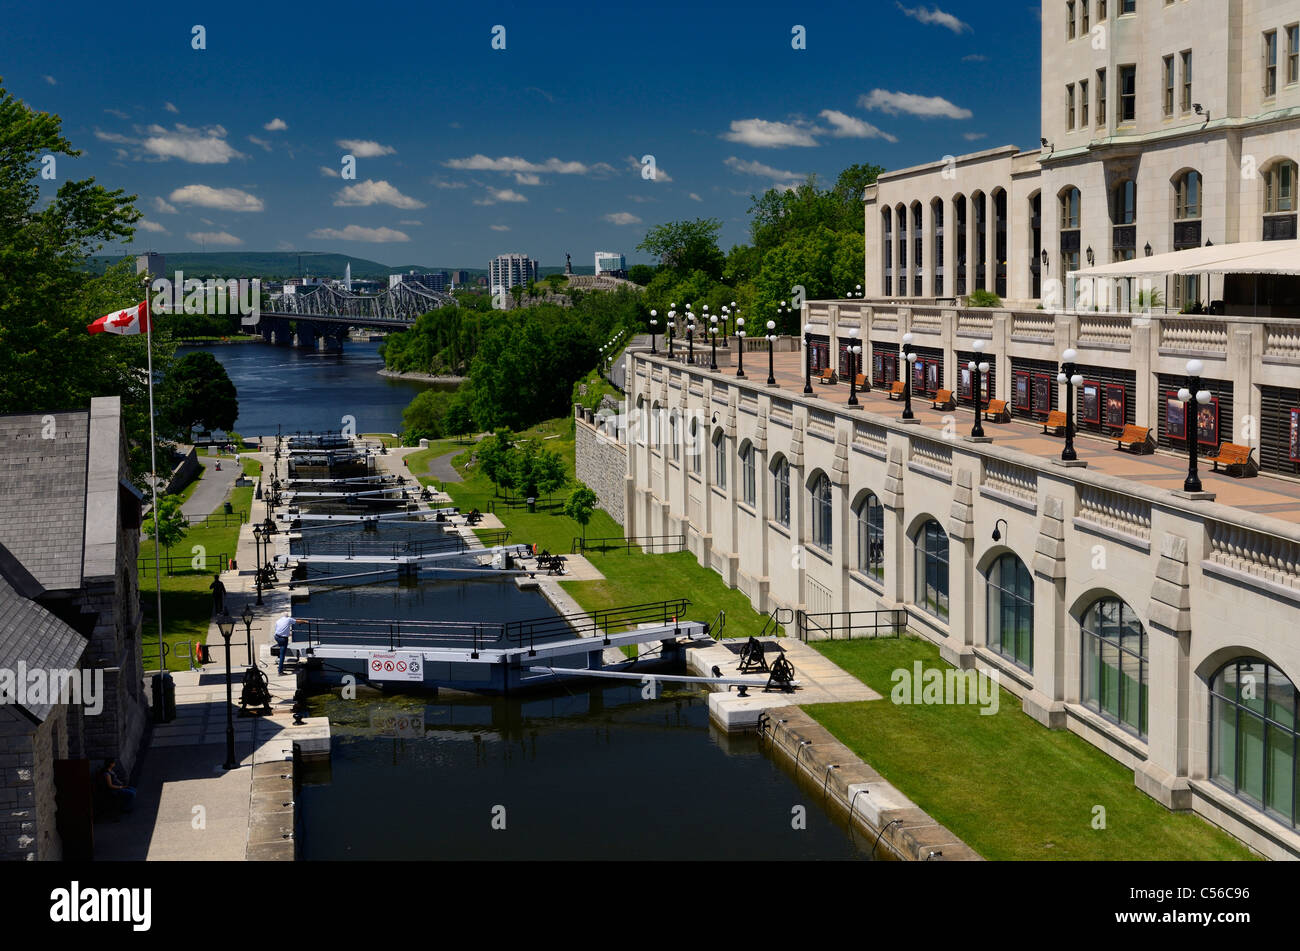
1051;458;1090;468
1172;489;1216;501
962;435;994;444
898;416;921;425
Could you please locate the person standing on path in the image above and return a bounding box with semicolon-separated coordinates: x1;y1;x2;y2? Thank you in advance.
209;574;226;615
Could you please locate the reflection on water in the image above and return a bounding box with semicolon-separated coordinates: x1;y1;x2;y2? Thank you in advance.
298;683;871;861
177;339;442;436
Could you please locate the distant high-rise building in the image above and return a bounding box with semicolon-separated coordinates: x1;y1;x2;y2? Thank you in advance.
489;254;538;292
388;271;449;292
449;270;471;287
344;263;352;292
136;252;165;281
594;251;626;277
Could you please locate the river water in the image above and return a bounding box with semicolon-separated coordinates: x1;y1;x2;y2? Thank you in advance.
177;339;433;437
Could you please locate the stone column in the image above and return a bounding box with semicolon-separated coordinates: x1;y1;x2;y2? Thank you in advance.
964;201;977;299
1026;495;1068;728
942;197;957;299
985;196;999;293
922;202;935;299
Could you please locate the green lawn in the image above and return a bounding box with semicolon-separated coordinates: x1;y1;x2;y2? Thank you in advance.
804;636;1257;861
420;418;775;639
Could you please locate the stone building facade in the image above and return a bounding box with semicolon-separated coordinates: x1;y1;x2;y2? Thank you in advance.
575;409;629;527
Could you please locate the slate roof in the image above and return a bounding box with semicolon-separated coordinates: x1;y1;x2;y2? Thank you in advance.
0;571;88;723
0;410;89;591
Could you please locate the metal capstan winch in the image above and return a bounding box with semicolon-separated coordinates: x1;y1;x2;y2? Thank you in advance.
240;666;274;715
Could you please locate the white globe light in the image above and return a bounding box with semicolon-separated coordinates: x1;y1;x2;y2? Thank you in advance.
968;361;976;370
1071;374;1082;387
650;309;657;317
767;320;776;330
1197;389;1212;404
1186;359;1204;376
804;323;813;334
907;352;918;363
738;330;746;338
1057;372;1067;383
768;334;776;341
1063;348;1078;362
731;301;737;307
979;362;990;373
737;317;745;327
650;319;657;326
902;332;914;345
703;304;709;310
973;339;985;352
848;327;859;338
1178;387;1192;402
781;301;787;307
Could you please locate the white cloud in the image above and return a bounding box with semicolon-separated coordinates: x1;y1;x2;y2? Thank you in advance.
896;3;971;33
169;184;264;212
688;192;702;202
95;129;137;145
336;139;396;157
186;231;243;246
43;75;56;85
818;109;899;143
333;179;426;209
963;131;988;141
432;179;466;189
152;196;178;214
143;124;245;163
264;117;288;131
859;89;972;119
248;135;272;151
473;188;528;205
308;225;410;243
721;118;819;148
513;172;542;185
724;156;803;181
163;101;179;113
104;108;129;119
136;219;168;233
319;165;340;178
490;224;511;231
962;53;988;62
605;212;642;226
444;154;608;175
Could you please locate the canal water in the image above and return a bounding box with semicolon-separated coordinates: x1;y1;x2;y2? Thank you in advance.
177;339;438;436
298;684;872;860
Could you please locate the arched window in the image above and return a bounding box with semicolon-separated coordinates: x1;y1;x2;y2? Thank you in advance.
913;519;949;622
689;418;700;474
1211;658;1298;828
1081;596;1147;738
1111;179;1137;262
1175;170;1201;220
772;455;790;527
810;473;833;552
669;412;679;461
883;208;893;296
1059;187;1081;277
1264;160;1298;241
1173;170;1203;308
987;553;1033;670
855;492;884;581
712;430;726;489
739;442;756;506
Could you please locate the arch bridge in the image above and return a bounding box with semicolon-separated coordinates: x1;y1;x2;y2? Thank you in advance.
257;282;455;350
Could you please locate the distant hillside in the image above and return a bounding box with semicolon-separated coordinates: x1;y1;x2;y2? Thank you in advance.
85;252;488;281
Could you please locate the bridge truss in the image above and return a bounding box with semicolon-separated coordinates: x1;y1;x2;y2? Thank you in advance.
268;282;455;325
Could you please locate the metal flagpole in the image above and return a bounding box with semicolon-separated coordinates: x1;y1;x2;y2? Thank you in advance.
144;297;166;720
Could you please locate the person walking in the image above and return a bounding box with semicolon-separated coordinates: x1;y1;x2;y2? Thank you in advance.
274;613;308;675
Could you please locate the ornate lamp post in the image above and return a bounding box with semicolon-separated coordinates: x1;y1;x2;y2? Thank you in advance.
667;313;676;358
649;310;658;354
803;322;815;394
1180;359;1212;493
846;327;861;406
969;339;989;438
217;613;238;770
709;314;719;371
687;316;696;363
735;317;746;377
1058;347;1082;461
240;603;255;666
902;332;917;420
766;320;778;385
252;525;264;605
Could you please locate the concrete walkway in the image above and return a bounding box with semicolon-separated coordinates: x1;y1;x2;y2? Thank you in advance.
424;449;466;484
181;453;239;520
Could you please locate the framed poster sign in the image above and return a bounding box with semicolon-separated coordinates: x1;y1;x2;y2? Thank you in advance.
1081;381;1101;424
926;360;939;394
1031;373;1052;415
958;365;972;400
1104;384;1126;430
1165;392;1186;440
913;359;926;393
1290;408;1300;462
1014;371;1030;411
1196;396;1220;447
873;352;883;383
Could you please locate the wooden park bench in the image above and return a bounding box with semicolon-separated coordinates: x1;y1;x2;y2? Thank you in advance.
931;389;955;411
1042;410;1068;435
1209;442;1256;477
1115;424;1153;453
887;381;906;401
852;372;868;391
983;399;1010;423
818;368;837;385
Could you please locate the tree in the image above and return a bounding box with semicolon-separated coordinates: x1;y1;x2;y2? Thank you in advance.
477;429;515;497
143;495;187;573
637;218;725;279
564;485;599;545
159;352;239;441
533;450;567;502
443;390;475;440
626;263;656;286
401;388;453;444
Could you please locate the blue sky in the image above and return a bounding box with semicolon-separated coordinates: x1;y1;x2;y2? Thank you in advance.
5;0;1041;269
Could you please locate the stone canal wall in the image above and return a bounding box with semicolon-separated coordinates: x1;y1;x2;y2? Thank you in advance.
574;408;627;527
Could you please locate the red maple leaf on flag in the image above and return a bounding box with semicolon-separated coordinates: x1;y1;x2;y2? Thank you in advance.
111;310;134;327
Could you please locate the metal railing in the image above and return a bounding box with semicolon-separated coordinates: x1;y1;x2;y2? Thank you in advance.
505;598;691;652
137;553;229;576
142;639;196;672
295;529;512;560
795;608;907;642
185;510;248;528
300;617;506;655
758;607;794;639
570;534;686;555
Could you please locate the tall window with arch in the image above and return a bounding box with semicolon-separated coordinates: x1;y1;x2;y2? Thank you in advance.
669;412;679;462
913;519;949;622
1173;170;1202;308
987;553;1033;670
1211;658;1297;828
855;492;884;582
689;418;700;474
1264;159;1298;241
772;455;790;527
739;442;756;507
1110;179;1137;261
810;472;833;553
712;430;726;490
1059;186;1081;278
1081;596;1147;738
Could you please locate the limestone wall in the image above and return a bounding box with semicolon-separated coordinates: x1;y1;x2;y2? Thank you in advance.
574;408;627;527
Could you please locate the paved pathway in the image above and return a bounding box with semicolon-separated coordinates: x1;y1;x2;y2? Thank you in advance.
181;453;239;520
424;449;464;484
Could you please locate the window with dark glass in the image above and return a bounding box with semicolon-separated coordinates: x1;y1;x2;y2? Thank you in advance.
1211;658;1298;829
1163;55;1175;116
1119;64;1136;121
987;553;1034;670
772;456;790;527
1266;30;1279;97
1081;597;1147;738
810;473;833;553
1181;50;1193;112
740;443;756;506
712;430;726;489
913;519;949;623
1097;67;1107;125
856;493;885;581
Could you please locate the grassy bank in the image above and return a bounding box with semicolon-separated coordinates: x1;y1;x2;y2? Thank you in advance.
804;636;1256;861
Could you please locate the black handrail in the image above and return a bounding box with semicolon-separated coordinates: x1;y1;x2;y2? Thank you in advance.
504;598;691;653
137;553;229;575
795;608;907;642
759;607;795;639
570;533;686;555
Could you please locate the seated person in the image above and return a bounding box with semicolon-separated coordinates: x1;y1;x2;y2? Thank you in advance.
99;759;135;815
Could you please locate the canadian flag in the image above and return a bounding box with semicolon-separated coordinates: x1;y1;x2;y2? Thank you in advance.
87;300;151;335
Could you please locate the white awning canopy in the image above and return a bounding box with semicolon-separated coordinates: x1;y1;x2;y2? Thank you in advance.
1069;239;1300;279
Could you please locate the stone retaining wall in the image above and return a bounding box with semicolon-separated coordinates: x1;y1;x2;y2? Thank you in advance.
574;408;627;527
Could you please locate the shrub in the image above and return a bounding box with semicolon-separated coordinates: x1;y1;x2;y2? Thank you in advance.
966;289;1003;308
